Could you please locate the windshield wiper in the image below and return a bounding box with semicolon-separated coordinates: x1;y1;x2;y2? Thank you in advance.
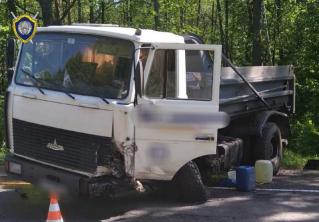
100;97;109;104
45;81;76;100
21;69;110;103
20;69;45;95
63;91;75;99
21;68;75;100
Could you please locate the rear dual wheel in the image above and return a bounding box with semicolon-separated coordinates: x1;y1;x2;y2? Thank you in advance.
254;122;283;175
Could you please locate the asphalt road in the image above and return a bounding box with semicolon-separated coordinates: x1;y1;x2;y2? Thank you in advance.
0;169;319;222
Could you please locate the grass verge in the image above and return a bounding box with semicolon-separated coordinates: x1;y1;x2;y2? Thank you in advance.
282;149;318;169
0;147;7;165
0;152;5;165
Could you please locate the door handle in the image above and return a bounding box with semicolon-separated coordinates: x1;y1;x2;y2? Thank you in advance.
195;136;215;141
79;103;99;109
21;92;37;99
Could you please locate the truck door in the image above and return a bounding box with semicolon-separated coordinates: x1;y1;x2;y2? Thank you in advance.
134;43;228;180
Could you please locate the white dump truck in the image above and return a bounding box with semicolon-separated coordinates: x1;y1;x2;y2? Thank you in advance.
4;24;295;202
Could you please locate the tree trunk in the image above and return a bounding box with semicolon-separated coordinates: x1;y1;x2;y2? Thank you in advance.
263;3;272;64
252;0;263;65
67;0;72;25
23;0;27;13
196;0;201;27
54;0;61;25
153;0;160;30
125;0;132;25
178;0;189;30
224;0;230;59
216;0;226;55
77;0;82;22
38;0;53;26
180;7;184;30
245;0;253;64
210;1;215;41
273;0;283;64
89;2;94;23
7;0;17;18
164;0;168;30
101;0;105;23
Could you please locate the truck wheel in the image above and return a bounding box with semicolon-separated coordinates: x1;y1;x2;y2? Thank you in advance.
172;161;208;203
254;122;283;175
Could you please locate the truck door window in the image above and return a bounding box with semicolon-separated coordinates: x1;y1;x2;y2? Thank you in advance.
145;49;212;100
145;50;176;98
185;50;213;100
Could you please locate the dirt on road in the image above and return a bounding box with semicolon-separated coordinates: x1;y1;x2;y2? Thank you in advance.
0;169;319;222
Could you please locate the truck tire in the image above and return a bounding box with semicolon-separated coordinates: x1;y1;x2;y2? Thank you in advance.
172;161;208;203
254;122;283;175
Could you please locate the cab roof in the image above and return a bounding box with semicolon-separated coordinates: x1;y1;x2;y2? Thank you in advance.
37;25;185;44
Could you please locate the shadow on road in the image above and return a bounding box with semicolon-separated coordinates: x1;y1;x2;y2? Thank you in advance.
0;170;319;222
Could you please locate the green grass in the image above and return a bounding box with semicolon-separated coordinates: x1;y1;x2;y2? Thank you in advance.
282;149;318;169
0;148;5;165
0;96;7;165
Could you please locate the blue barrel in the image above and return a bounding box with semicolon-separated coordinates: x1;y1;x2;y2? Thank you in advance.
236;166;256;191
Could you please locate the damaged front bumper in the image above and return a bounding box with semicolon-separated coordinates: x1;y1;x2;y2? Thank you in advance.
4;155;134;197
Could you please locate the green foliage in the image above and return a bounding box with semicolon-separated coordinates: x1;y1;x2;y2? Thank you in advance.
0;26;10;91
0;96;4;148
282;149;310;169
290;118;319;156
0;147;6;165
0;96;5;165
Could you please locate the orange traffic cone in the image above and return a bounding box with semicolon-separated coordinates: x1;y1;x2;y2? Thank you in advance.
47;194;63;222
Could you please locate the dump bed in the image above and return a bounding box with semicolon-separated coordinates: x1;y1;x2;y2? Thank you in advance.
219;65;295;118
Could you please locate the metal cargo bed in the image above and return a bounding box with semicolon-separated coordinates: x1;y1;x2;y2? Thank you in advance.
219;65;295;118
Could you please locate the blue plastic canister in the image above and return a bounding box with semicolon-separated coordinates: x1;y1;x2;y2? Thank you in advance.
236;166;256;191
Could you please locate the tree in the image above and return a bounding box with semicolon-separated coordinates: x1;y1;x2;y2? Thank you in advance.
216;0;226;55
224;0;230;59
252;0;263;65
54;0;60;25
153;0;160;30
196;0;201;27
37;0;53;26
101;0;105;23
77;0;82;22
7;0;17;17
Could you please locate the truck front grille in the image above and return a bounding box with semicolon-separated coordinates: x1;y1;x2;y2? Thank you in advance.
12;118;112;173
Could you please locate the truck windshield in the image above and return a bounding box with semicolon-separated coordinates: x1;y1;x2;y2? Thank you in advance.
15;33;134;99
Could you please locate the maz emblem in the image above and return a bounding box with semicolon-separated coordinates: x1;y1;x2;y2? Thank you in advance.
46;139;64;151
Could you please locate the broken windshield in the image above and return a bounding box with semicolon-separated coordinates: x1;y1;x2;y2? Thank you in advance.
15;33;134;99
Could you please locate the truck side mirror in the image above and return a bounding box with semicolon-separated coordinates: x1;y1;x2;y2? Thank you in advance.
134;60;143;97
6;38;16;83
